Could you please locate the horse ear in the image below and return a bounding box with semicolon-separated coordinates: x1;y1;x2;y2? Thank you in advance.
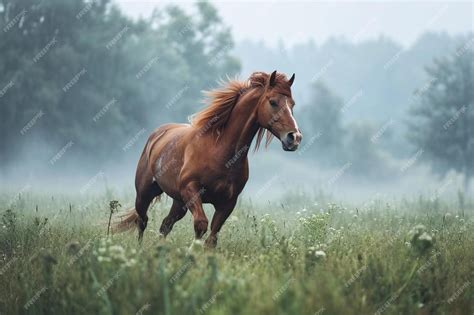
288;73;295;86
269;70;277;87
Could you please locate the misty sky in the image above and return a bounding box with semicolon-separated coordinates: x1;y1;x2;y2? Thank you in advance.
117;0;473;47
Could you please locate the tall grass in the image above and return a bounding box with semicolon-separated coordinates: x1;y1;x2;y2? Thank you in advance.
0;192;473;314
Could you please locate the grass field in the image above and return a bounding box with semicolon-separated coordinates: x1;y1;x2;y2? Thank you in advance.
0;192;473;315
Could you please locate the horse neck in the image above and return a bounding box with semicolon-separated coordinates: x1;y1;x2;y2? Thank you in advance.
221;89;262;158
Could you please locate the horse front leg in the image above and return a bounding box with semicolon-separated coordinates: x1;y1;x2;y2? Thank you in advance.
180;181;208;239
205;200;236;249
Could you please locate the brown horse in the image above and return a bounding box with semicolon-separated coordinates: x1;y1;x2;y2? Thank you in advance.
116;71;302;248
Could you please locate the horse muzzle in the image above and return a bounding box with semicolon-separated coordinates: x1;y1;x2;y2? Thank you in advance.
281;131;302;151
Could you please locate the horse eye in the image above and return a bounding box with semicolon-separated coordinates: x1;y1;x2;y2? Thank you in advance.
269;100;278;107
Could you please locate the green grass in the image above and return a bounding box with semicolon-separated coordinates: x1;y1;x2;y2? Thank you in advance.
0;192;473;315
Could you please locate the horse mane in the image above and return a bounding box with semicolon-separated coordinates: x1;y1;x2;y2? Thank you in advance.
191;72;291;150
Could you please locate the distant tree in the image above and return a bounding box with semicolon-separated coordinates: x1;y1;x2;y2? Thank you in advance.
300;82;345;166
0;0;239;174
301;82;392;178
409;42;473;193
150;1;240;121
345;122;391;179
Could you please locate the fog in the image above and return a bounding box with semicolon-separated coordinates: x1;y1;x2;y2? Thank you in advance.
1;0;472;204
118;1;472;47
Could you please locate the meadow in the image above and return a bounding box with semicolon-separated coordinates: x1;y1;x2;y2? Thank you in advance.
0;191;473;315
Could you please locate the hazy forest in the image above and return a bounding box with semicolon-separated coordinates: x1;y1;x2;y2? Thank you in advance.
1;0;472;201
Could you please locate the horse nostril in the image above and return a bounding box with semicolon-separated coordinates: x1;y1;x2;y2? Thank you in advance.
287;132;296;143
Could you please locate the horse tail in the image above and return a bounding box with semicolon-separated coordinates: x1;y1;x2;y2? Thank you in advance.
112;207;139;233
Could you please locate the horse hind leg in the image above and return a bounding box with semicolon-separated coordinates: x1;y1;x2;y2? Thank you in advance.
136;181;162;242
159;199;187;238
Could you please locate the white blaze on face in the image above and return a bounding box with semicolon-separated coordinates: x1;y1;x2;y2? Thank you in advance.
285;97;299;130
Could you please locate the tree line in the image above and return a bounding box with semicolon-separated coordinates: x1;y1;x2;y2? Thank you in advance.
0;0;239;174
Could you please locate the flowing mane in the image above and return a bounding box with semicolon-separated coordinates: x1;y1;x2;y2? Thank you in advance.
191;78;249;133
191;72;291;149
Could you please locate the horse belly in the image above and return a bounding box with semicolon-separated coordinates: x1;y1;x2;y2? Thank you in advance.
204;177;245;204
153;156;181;199
150;133;184;199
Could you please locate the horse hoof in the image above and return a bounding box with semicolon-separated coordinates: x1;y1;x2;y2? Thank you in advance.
204;237;217;249
188;239;204;254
